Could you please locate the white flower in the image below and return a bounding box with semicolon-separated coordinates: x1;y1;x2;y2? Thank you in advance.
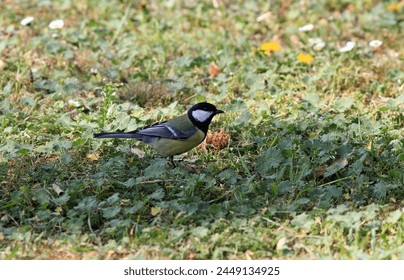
298;24;314;32
308;38;326;51
339;41;355;53
308;37;323;46
369;40;383;49
21;16;34;26
68;99;80;107
313;41;326;51
48;19;64;29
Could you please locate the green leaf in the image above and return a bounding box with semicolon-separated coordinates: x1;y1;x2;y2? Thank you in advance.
123;178;136;188
148;188;165;200
276;180;293;195
191;226;209;238
102;205;121;218
371;183;398;199
52;193;70;206
327;204;348;215
218;169;241;185
350;154;367;175
385;210;403;224
2;81;13;95
334;97;354;112
233;110;251;126
169;228;185;239
256;147;283;175
303;92;324;108
75;196;98;212
144;159;167;178
107;193;120;204
325;185;343;199
60;153;72;164
124;201;144;214
45;38;63;54
291;213;315;230
34;189;50;207
20;95;35;107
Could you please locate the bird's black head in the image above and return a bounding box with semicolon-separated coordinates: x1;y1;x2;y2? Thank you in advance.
188;102;224;133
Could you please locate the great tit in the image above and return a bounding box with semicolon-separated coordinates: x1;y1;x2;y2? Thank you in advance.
94;102;224;165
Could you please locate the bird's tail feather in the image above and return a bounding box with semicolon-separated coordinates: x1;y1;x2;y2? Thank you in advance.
94;132;142;139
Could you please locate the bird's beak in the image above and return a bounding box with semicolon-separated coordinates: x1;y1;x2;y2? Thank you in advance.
215;109;224;114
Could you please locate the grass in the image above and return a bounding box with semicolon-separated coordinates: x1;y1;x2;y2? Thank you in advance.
0;0;403;259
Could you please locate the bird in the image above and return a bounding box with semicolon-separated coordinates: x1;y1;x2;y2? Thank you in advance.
94;102;224;166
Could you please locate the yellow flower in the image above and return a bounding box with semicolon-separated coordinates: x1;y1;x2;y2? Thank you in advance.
261;41;281;55
386;3;401;12
297;53;314;64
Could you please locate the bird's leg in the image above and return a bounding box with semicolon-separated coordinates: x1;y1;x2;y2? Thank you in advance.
168;156;177;167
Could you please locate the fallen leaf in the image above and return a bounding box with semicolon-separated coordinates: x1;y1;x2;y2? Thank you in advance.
52;183;64;195
314;157;349;178
151;207;161;216
86;153;100;161
131;147;146;158
245;249;254;260
209;62;220;77
314;165;327;178
276;237;287;250
257;12;271;22
188;252;197;260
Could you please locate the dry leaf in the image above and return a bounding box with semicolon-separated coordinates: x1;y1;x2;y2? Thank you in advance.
313;165;327;178
276;237;287;251
131;147;145;158
151;207;161;216
314;157;348;178
245;249;254;260
188;252;197;260
52;183;64;195
257;12;271;22
289;34;301;47
209;62;220;77
86;153;100;161
212;0;219;8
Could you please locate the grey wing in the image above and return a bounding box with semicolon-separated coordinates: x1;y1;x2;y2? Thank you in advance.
134;121;196;140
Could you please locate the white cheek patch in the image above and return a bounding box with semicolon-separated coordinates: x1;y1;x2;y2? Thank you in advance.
192;110;213;122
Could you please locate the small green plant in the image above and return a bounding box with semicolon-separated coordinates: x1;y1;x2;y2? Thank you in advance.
98;83;118;129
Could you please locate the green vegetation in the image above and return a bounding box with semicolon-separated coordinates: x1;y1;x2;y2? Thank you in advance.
0;0;403;259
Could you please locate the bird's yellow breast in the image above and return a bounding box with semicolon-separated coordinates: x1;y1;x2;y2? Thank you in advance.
149;129;205;157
